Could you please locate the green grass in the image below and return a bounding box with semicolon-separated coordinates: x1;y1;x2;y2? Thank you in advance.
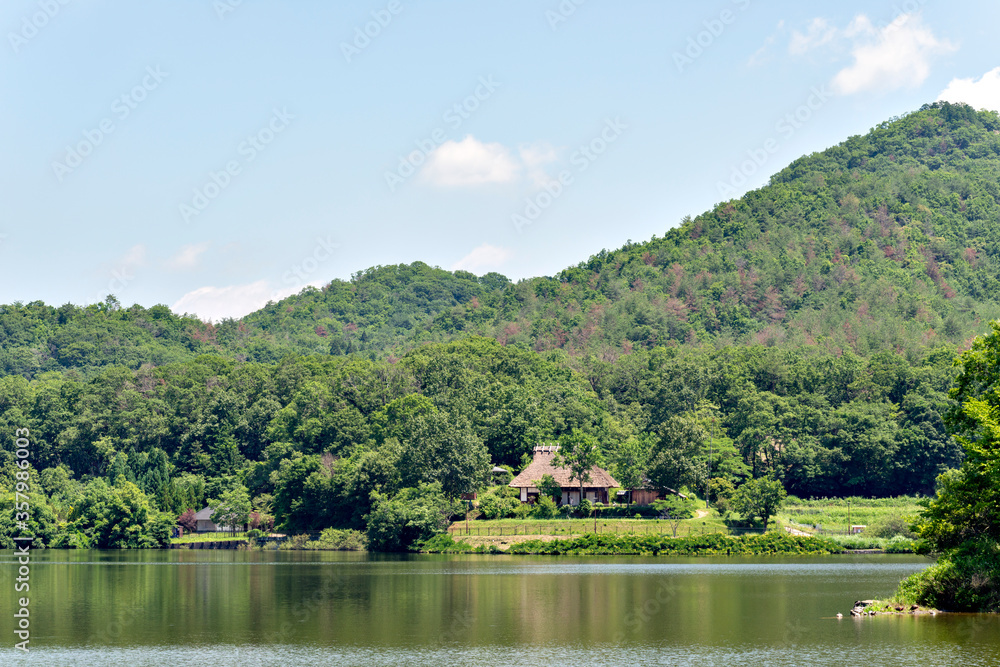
778;496;924;534
425;532;843;556
448;510;731;538
170;532;248;545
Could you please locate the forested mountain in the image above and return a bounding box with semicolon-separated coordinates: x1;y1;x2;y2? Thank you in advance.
1;102;998;547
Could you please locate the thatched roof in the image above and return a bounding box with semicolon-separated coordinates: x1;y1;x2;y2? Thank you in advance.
509;445;619;489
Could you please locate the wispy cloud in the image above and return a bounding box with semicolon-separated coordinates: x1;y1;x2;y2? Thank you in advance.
938;66;1000;113
754;13;955;96
789;18;836;55
451;244;512;273
166;242;210;270
171;279;321;322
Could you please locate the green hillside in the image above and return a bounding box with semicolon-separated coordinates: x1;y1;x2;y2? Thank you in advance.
1;102;998;549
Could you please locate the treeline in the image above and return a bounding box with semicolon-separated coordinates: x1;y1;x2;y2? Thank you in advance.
0;334;962;549
3;105;1000;382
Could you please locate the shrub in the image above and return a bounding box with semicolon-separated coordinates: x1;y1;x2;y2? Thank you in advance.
177;509;198;533
866;513;917;539
308;528;367;551
477;486;520;520
894;539;1000;611
532;495;558;519
366;483;461;552
577;499;593;517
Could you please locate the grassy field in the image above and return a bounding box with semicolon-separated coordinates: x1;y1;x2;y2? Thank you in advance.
448;509;733;540
778;496;925;534
170;531;248;545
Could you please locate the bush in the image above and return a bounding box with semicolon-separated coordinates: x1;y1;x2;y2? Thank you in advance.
177;509;198;533
577;499;593;517
894;539;1000;611
513;502;533;519
366;483;461;552
246;528;264;539
308;528;367;551
477;486;520;520
508;532;841;556
866;513;917;539
532;495;558;518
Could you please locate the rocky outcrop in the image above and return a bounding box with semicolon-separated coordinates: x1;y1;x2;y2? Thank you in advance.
849;599;936;616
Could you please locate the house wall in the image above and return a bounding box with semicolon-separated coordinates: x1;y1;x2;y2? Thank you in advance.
196;519;218;533
631;489;663;505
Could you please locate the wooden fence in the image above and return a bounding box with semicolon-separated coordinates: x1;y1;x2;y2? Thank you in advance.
446;523;756;538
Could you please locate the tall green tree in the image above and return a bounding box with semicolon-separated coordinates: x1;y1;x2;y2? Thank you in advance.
731;476;786;530
554;432;602;506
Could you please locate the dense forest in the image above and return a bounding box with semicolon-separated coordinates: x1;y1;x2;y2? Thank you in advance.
2;102;999;549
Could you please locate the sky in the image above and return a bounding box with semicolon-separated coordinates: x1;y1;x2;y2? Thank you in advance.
1;0;998;321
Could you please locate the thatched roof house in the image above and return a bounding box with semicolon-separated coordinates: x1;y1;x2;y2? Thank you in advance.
509;445;619;505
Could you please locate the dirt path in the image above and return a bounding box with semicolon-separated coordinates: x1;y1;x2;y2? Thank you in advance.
784;525;811;537
695;509;710;519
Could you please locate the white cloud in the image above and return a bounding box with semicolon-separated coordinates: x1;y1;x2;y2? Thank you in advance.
166;242;210;270
518;142;559;187
938;66;1000;112
748;21;784;67
451;244;512;274
789;18;836;55
172;279;323;322
831;13;956;95
119;244;147;269
421;135;520;186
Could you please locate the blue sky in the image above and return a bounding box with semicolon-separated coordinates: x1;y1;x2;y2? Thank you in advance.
1;0;998;320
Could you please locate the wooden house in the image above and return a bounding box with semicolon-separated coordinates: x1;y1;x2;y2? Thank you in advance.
509;445;619;505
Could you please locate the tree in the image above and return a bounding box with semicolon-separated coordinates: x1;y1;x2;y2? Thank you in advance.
534;473;562;504
177;508;197;534
553;432;601;506
612;436;648;506
69;478;172;548
917;322;1000;550
652;495;695;537
731;476;786;530
365;483;460;552
898;323;1000;611
646;415;707;493
208;485;251;534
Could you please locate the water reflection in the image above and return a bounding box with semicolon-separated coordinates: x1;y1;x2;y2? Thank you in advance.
0;550;995;666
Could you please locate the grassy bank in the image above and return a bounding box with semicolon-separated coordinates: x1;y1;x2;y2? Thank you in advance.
422;531;842;556
170;532;248;545
778;496;924;534
891;539;1000;611
447;511;731;539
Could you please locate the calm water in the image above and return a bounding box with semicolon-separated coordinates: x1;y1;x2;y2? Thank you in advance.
0;550;995;666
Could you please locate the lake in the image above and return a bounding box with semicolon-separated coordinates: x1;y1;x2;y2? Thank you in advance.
0;550;996;665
